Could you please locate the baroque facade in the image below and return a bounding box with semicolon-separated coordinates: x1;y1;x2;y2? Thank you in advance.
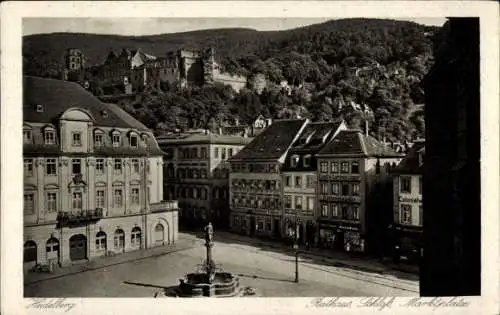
157;132;252;229
23;76;178;270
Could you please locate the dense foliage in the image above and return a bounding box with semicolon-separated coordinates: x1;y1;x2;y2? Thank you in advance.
23;18;439;141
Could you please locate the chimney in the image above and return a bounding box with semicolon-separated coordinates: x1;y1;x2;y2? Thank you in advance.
218;127;222;135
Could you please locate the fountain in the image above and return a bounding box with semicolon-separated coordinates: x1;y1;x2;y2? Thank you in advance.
156;222;256;298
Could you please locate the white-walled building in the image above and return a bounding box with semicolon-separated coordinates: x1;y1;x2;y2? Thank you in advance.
23;76;178;269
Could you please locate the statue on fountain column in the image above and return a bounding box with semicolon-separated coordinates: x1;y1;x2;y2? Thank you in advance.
204;222;214;244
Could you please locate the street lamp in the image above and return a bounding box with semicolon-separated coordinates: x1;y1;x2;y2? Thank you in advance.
294;215;299;283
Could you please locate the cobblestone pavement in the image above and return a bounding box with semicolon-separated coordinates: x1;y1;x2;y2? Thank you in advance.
24;233;418;297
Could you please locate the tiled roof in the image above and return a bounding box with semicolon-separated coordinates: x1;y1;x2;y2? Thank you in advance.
317;129;404;158
229;119;308;161
157;132;253;146
393;142;425;175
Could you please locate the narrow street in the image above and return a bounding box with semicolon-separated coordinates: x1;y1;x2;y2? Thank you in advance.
25;233;418;297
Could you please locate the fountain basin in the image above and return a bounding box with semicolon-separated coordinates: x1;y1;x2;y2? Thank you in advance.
178;272;240;297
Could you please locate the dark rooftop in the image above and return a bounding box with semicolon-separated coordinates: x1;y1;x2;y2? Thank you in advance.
317;129;404;158
229;119;308;161
393;141;425;175
24;76;149;131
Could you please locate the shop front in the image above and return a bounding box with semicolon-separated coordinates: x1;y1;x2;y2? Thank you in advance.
392;225;422;264
318;221;364;253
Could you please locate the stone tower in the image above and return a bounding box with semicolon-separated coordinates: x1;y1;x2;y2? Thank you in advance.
202;47;216;85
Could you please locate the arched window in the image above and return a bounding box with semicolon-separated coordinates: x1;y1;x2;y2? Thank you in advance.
24;240;37;263
154;224;164;243
131;227;141;248
95;231;107;251
114;229;125;250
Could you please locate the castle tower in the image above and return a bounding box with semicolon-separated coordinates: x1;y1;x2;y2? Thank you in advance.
202;47;216;85
65;48;85;72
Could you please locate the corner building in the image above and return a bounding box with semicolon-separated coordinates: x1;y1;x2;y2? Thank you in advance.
157;132;252;230
228;119;308;238
23;76;178;270
315;130;403;254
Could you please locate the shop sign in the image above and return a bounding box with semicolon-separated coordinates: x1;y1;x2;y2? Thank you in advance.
398;196;422;203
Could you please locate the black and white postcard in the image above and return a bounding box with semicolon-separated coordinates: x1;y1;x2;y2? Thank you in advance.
1;1;499;315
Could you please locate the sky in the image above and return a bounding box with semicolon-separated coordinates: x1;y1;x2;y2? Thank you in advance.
23;17;446;36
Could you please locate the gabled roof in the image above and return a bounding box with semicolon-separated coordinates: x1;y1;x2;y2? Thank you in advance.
393;141;425;175
289;120;344;153
229;119;308;161
317;129;404;158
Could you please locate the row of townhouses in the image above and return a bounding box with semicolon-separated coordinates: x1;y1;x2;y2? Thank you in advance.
23;76;179;270
227;119;424;259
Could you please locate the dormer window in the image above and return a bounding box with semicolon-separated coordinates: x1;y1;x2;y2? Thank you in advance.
72;132;82;147
141;134;148;147
130;134;138;148
36;104;44;112
303;155;311;167
44;129;56;145
111;131;121;148
94;131;104;147
23;128;32;144
290;155;300;168
101;110;108;118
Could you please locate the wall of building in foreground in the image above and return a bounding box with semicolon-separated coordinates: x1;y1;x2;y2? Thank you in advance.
421;17;481;296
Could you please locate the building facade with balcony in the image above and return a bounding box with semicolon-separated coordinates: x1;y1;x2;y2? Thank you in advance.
157;132;252;230
391;140;424;263
228;119;308;238
23;76;178;269
315;130;403;254
281;121;347;246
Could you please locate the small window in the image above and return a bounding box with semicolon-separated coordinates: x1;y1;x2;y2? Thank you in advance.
331;162;339;173
72;159;81;175
94;134;104;147
331;182;340;195
201;147;207;159
294;176;302;188
295;196;303;209
44;130;56;145
321;204;328;217
401;177;412;193
130;135;138;148
321;182;329;194
340;162;349;173
46;158;57;176
290;155;299;168
306;175;315;188
131;188;140;205
114;159;122;174
284;195;292;208
341;183;349;196
320;162;328;173
112;132;121;147
132;159;140;173
351;161;359;174
24;193;35;214
96;189;105;208
352;183;360;195
24;159;33;177
23;129;32;144
303;155;311;167
332;204;339;217
96;158;105;174
72;192;82;210
46;192;57;212
72;132;82;146
36;104;44;112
